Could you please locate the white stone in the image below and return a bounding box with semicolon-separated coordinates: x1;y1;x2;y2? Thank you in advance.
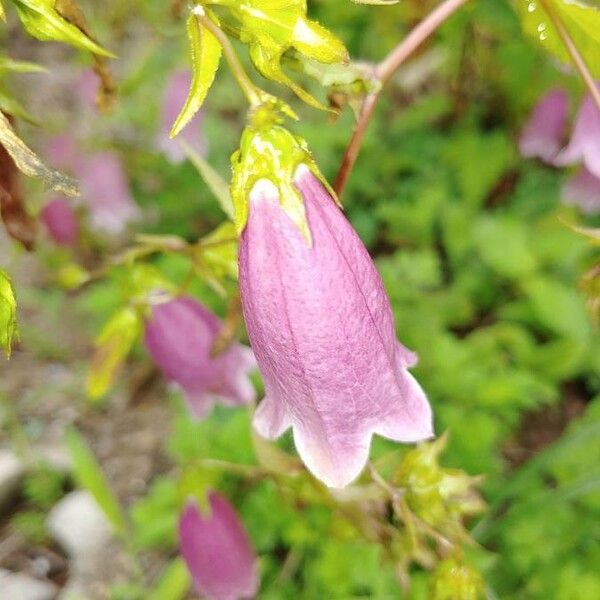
0;449;25;512
0;568;57;600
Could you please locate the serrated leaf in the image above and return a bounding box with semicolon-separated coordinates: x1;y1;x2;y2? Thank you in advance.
65;427;127;533
11;0;114;57
86;306;141;399
183;141;233;219
148;559;191;600
0;111;78;195
516;0;600;76
170;12;222;138
0;269;17;358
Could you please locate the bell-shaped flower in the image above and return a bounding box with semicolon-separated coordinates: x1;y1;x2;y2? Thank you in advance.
562;166;600;215
179;494;259;600
157;70;208;164
143;296;256;418
238;158;433;488
554;85;600;177
77;152;140;235
519;89;568;163
40;198;79;246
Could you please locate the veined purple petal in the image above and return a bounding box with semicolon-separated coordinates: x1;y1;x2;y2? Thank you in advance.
519;89;568;163
554;85;600;177
157;70;208;164
562;166;600;215
40;198;79;246
76;152;139;235
239;166;433;488
179;494;259;600
144;297;256;418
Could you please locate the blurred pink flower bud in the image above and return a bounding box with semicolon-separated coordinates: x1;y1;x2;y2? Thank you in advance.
40;198;79;246
179;494;259;600
519;89;568;163
77;152;139;235
158;70;208;164
144;297;256;418
77;68;98;110
562;167;600;215
554;85;600;177
239;165;433;488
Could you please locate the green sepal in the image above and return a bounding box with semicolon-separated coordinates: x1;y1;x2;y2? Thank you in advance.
230;123;336;245
0;269;18;358
170;9;222;138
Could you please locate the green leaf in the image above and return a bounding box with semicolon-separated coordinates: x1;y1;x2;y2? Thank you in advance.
182;141;234;219
147;559;191;600
86;306;141;400
0;111;78;195
65;427;127;533
516;0;600;76
11;0;115;57
0;269;17;358
170;12;222;138
0;56;46;73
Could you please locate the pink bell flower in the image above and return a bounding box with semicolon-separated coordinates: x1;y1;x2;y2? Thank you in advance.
519;89;568;163
238;165;433;488
40;198;79;246
144;297;256;418
562;166;600;215
179;494;259;600
554;85;600;177
157;70;208;164
77;152;140;235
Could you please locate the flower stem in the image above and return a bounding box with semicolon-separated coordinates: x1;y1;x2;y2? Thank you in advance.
538;0;600;113
334;0;470;198
192;6;262;106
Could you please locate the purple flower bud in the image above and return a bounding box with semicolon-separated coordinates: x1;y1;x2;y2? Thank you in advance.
40;198;79;246
554;85;600;177
144;297;256;418
158;70;208;164
179;494;259;600
562;166;600;215
77;152;140;235
519;89;568;163
239;165;433;488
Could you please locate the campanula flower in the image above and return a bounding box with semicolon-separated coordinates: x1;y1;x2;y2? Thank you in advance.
562;167;600;215
238;164;433;488
144;296;256;418
179;494;259;600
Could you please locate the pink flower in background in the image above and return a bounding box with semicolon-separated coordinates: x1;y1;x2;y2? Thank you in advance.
46;135;81;172
144;297;256;418
179;494;259;600
554;86;600;177
158;70;208;164
77;152;139;235
239;165;433;488
77;68;98;110
40;198;79;246
562;167;600;215
519;89;568;163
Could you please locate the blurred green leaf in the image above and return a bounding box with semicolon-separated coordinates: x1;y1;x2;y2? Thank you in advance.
65;427;127;533
148;559;190;600
86;306;141;399
516;0;600;76
170;11;222;137
11;0;114;57
0;56;46;73
0;269;17;358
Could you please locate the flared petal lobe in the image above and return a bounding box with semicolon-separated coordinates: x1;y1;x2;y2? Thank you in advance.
144;297;256;418
562;166;600;215
519;89;568;163
239;166;433;488
554;85;600;177
40;198;79;246
179;494;259;600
